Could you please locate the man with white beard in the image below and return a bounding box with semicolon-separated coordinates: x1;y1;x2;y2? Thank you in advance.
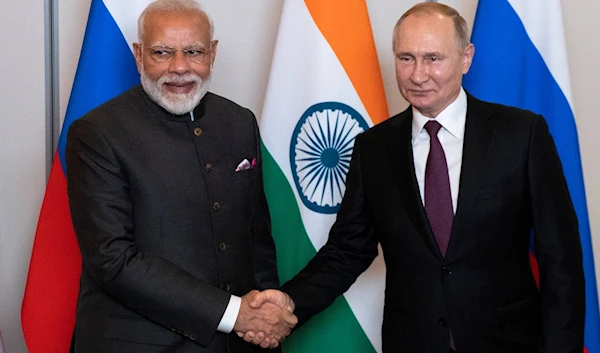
65;1;296;352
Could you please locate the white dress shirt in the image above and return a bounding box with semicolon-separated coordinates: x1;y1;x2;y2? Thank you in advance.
217;295;242;333
412;88;467;214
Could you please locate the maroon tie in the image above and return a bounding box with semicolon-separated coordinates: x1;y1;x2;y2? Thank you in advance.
424;120;456;350
424;120;453;257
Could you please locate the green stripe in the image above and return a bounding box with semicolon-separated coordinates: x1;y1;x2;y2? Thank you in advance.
261;143;377;353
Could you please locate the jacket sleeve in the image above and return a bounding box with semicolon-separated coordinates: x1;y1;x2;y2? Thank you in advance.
528;115;585;353
249;111;280;290
66;118;230;346
280;134;379;325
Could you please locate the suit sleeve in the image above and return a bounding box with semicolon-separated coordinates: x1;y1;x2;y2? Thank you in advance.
528;115;585;353
66;118;230;346
280;134;379;325
250;112;280;290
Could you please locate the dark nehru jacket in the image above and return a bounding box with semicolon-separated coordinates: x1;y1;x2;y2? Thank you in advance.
66;85;279;353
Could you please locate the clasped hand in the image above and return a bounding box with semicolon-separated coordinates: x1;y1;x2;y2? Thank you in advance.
233;289;297;349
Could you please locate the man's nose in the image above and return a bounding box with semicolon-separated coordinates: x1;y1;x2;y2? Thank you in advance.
168;51;190;74
410;61;429;84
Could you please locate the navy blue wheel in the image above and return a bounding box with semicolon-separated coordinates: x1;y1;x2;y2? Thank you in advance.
290;102;369;214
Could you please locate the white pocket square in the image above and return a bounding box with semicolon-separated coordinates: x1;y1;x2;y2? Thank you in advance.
235;158;256;172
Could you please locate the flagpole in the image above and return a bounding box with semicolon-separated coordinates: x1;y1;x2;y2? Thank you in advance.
44;0;60;180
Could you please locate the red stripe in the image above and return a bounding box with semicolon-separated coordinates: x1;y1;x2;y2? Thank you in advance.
21;154;81;353
529;251;540;288
530;254;592;353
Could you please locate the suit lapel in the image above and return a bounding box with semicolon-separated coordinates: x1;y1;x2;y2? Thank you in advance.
447;94;495;258
385;109;441;257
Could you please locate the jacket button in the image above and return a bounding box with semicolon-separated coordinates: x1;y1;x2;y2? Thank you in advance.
189;334;197;341
218;242;227;251
442;266;452;275
439;318;447;326
193;127;203;136
223;283;231;292
212;202;221;211
205;163;213;173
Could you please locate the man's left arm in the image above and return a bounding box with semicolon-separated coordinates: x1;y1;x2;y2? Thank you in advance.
249;114;280;290
215;112;292;349
528;115;585;352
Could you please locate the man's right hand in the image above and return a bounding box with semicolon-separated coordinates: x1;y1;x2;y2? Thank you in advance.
249;289;295;313
233;290;298;349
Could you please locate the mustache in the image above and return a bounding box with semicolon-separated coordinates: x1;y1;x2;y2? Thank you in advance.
158;74;202;85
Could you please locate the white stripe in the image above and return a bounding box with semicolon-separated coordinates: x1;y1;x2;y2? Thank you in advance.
507;0;573;106
261;0;373;247
103;0;153;53
261;1;384;351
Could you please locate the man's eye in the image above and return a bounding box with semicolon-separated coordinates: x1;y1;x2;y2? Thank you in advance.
185;49;204;56
153;49;172;56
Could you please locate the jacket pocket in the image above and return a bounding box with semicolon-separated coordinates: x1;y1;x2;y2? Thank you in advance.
103;314;175;346
477;172;517;202
496;294;541;344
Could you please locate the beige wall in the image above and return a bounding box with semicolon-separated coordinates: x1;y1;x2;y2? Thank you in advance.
563;2;600;254
0;1;598;352
0;0;46;352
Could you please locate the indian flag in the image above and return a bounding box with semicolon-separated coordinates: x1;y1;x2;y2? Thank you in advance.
260;1;389;352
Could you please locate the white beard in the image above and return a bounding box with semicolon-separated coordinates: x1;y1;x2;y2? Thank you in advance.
141;70;211;115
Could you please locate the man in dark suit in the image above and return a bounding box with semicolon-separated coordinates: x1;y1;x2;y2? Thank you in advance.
66;0;296;352
246;2;585;352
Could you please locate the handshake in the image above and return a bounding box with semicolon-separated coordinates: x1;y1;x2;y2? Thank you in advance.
233;289;298;349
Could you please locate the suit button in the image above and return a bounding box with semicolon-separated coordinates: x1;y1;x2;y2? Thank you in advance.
442;266;452;275
439;318;447;326
218;242;227;251
189;334;197;341
223;283;231;292
212;202;221;211
193;127;203;136
183;332;189;337
205;163;213;173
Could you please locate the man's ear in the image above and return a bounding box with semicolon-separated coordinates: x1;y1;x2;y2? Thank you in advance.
462;43;475;74
133;42;143;74
209;40;219;67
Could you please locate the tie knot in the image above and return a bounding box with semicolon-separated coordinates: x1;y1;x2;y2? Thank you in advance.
424;120;442;136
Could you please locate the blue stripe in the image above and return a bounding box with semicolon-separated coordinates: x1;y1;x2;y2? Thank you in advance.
464;0;600;350
57;0;140;171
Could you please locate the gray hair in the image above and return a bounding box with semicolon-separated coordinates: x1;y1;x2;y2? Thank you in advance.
392;2;469;52
138;0;215;41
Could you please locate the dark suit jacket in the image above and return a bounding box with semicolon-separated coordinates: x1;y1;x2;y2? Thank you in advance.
281;94;585;353
66;86;280;353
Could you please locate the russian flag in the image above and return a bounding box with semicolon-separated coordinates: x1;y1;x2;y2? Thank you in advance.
463;0;600;352
21;1;149;352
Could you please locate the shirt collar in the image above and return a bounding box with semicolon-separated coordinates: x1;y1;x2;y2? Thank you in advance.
411;87;467;143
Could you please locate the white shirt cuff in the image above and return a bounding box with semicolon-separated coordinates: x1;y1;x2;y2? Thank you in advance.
216;295;241;333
